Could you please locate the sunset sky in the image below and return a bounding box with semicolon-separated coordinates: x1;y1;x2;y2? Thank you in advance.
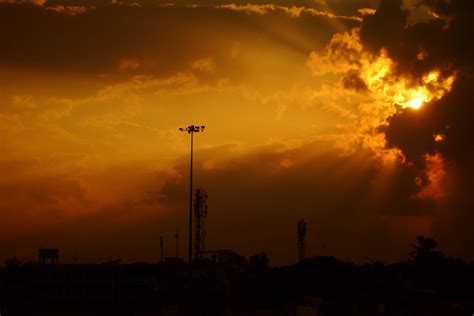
1;0;473;265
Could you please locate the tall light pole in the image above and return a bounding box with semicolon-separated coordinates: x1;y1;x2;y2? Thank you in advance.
179;125;205;263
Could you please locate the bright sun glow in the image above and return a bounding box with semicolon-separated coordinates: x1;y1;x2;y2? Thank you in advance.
356;35;456;161
405;97;423;110
359;48;456;111
307;29;457;164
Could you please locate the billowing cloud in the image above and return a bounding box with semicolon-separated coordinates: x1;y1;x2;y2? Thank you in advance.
302;0;474;261
360;0;474;257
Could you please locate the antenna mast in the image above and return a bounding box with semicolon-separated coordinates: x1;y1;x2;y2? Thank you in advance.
297;218;307;262
175;230;179;259
194;189;208;260
160;236;164;262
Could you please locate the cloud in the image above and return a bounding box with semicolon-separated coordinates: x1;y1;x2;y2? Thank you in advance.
301;0;474;262
355;0;474;258
359;0;474;167
358;7;376;16
307;27;455;168
0;0;45;5
0;0;359;79
217;3;363;21
45;4;90;14
0;137;424;264
191;58;215;73
6;0;474;264
0;65;440;264
153;136;443;263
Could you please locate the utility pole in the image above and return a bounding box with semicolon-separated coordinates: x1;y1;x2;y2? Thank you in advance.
175;230;179;259
179;125;206;263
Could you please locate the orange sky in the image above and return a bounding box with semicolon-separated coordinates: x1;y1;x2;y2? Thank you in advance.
0;0;470;265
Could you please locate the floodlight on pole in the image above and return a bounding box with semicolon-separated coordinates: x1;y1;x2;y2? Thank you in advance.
179;125;205;263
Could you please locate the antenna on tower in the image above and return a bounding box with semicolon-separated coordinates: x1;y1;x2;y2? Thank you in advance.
194;189;208;260
297;218;307;263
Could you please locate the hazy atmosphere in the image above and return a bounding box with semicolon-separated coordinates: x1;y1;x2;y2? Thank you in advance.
1;0;473;266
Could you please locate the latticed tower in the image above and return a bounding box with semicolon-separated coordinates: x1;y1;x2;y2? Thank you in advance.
194;189;208;260
297;218;307;262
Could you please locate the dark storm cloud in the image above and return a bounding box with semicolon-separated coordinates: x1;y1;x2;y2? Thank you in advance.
0;0;361;77
360;0;408;57
361;0;474;164
421;0;474;17
360;0;474;258
360;0;471;78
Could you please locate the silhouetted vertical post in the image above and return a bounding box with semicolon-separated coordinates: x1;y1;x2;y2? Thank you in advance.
160;236;164;262
179;125;205;264
189;131;193;263
175;231;179;259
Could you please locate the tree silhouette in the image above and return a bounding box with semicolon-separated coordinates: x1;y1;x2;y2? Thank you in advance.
4;258;22;270
409;235;445;264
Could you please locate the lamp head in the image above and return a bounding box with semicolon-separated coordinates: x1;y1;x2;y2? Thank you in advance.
179;125;206;133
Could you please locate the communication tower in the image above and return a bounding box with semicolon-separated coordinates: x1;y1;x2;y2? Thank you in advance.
194;189;208;260
297;218;307;262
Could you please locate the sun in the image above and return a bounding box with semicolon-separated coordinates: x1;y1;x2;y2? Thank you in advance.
405;97;423;110
393;87;429;110
359;49;454;112
363;60;453;111
404;93;426;110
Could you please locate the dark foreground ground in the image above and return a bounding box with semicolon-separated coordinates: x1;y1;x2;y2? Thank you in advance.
2;241;474;315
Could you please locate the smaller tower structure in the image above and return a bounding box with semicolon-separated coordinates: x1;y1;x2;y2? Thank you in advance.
194;189;208;260
297;218;307;262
